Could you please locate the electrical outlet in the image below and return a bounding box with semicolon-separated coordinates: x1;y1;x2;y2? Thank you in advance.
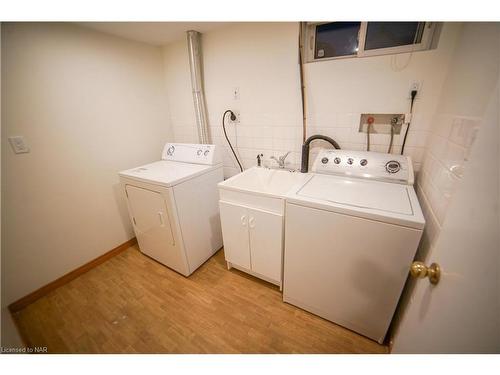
232;87;240;100
230;110;240;123
409;80;423;98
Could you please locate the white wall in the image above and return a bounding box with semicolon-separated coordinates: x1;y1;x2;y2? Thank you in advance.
163;22;461;176
305;23;460;170
0;20;23;348
415;23;500;261
1;23;172;305
164;23;303;176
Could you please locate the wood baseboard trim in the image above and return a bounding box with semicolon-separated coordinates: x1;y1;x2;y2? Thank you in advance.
8;237;137;313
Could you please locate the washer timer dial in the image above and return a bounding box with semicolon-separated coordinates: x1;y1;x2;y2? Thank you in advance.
385;160;401;174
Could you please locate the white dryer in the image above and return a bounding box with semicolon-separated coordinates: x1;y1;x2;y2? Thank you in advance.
119;143;223;276
283;149;425;344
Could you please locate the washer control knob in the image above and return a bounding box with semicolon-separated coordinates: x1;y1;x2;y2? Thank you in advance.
360;159;368;166
347;158;354;165
204;150;210;156
166;145;175;156
334;157;341;164
197;149;202;156
386;160;401;174
321;157;329;164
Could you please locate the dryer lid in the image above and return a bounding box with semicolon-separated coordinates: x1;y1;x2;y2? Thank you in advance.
297;174;414;216
119;160;213;187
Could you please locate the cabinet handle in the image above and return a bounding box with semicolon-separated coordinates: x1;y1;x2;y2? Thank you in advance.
249;216;255;228
241;215;247;226
158;212;164;226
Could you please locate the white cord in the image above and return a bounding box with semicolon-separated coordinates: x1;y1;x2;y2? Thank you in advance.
390;24;421;71
391;51;413;71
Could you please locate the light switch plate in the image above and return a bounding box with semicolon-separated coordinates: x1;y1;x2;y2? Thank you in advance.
8;136;30;154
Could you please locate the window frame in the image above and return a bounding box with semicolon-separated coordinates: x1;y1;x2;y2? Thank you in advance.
304;22;438;63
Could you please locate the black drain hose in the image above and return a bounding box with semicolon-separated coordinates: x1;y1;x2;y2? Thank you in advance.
222;110;243;172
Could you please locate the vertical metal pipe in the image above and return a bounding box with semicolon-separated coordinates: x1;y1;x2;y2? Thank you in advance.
298;22;307;143
187;30;210;144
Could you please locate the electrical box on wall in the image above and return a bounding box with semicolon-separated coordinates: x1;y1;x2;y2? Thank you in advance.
409;80;422;99
358;114;405;135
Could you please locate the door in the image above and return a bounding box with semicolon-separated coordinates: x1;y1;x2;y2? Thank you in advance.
125;185;186;273
219;201;251;269
248;207;283;283
392;80;500;353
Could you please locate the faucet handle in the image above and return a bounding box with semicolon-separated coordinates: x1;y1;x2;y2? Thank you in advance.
270;152;291;168
279;151;291;162
256;153;263;167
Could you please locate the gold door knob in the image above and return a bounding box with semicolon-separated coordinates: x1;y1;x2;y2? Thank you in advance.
410;261;441;285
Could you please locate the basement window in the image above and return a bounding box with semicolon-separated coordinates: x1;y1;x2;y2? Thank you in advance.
314;22;361;59
304;22;438;62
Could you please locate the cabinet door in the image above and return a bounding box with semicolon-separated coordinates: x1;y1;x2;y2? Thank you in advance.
125;185;186;273
219;201;251;269
248;207;283;283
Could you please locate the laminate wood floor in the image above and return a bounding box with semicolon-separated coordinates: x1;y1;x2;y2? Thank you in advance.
13;246;387;354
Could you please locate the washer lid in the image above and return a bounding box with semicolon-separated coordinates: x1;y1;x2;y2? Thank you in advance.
119;160;214;187
297;174;413;215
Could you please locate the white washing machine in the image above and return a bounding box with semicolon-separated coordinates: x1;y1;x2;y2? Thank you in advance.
283;149;425;343
119;143;223;276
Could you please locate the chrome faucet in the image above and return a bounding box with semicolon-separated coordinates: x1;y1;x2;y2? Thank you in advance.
270;151;291;169
256;153;263;167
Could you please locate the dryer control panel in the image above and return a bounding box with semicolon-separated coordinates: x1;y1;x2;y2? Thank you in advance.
312;149;414;185
161;143;221;165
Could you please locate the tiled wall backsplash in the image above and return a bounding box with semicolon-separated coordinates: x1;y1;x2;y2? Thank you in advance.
173;120;301;175
306;112;428;168
415;114;481;258
171;112;430;177
410;21;500;261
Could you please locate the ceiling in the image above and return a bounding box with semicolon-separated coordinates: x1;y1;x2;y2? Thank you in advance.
76;22;230;46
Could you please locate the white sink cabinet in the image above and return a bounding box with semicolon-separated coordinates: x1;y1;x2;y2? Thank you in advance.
218;167;310;289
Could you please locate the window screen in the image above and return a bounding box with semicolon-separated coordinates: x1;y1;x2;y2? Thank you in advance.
364;22;424;50
315;22;361;59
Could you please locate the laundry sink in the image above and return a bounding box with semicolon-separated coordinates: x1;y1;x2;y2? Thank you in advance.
218;166;310;198
218;166;311;288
